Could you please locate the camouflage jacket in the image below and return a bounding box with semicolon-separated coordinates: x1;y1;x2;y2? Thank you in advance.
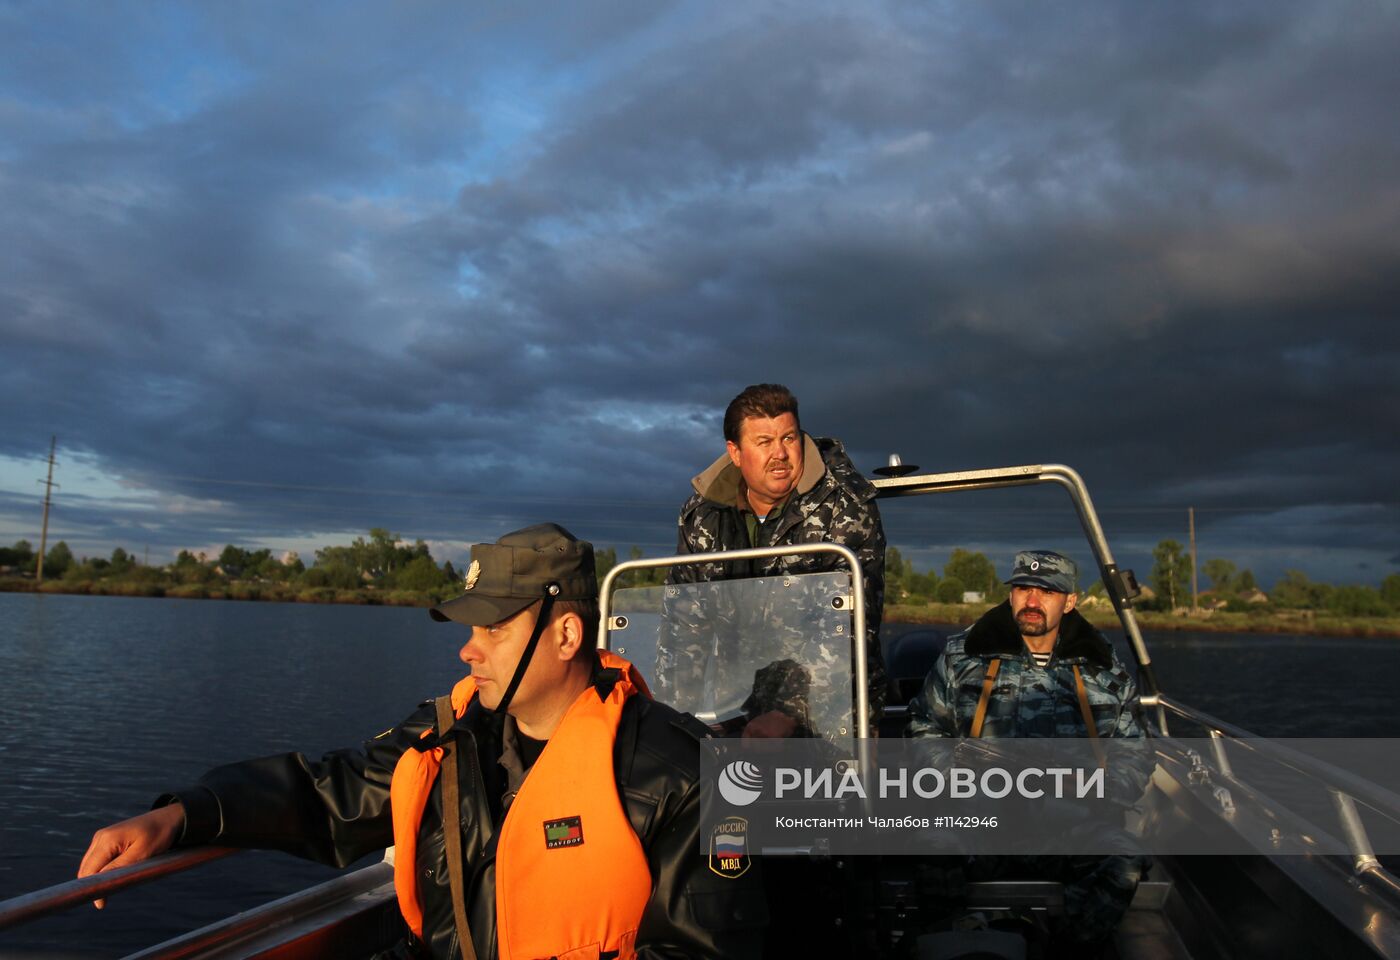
908;601;1150;804
659;435;888;725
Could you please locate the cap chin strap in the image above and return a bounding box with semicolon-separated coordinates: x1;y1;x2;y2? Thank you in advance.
492;585;559;716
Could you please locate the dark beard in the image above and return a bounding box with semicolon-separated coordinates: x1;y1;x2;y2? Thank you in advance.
1016;612;1050;637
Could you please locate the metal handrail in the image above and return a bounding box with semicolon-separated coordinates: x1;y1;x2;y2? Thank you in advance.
125;860;395;960
1158;694;1400;896
869;460;1400;896
1156;695;1400;822
597;543;869;738
0;846;236;931
870;463;1167;732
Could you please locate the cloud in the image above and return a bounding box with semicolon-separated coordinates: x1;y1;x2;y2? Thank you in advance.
1;0;1397;585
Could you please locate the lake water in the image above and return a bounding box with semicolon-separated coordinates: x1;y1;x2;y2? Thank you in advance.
2;592;1398;957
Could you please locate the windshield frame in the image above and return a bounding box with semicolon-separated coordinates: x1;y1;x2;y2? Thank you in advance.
597;541;869;738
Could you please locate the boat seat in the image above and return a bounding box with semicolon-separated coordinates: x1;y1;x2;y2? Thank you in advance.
905;883;1064;960
963;880;1065;914
915;928;1028;960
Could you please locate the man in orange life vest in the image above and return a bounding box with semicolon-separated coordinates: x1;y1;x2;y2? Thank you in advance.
79;523;767;960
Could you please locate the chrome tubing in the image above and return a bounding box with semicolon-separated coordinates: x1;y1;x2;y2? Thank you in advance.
1160;692;1400;899
1208;729;1236;779
124;861;394;960
869;464;1049;497
597;543;869;740
0;847;236;931
871;463;1167;733
1331;790;1384;877
1040;466;1154;669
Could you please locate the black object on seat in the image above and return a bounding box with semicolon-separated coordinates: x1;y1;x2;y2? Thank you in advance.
882;627;948;706
916;928;1028;960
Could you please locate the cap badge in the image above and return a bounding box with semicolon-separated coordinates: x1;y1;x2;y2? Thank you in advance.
464;560;481;590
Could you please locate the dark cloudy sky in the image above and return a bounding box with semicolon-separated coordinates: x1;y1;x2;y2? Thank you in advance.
3;1;1397;590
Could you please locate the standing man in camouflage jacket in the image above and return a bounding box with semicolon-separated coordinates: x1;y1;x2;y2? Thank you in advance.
657;383;889;738
908;550;1150;953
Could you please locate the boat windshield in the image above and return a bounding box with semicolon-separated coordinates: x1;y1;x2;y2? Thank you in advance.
606;570;856;752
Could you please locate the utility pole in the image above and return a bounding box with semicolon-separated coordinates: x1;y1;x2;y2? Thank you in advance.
35;436;58;584
1188;506;1199;612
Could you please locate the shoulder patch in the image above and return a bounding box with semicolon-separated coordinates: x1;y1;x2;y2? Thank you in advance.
708;816;751;878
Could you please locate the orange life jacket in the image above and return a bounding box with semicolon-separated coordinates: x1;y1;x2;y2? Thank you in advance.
389;652;653;960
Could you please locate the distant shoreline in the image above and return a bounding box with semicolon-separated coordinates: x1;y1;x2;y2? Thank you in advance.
884;602;1400;640
0;577;445;608
6;578;1399;639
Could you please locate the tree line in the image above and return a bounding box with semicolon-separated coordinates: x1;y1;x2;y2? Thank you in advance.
885;539;1400;618
886;547;1007;605
3;535;1398;617
1146;539;1400;616
0;535;668;600
0;528;458;600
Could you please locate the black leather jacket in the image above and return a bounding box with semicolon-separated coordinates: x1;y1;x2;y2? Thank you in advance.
171;674;767;960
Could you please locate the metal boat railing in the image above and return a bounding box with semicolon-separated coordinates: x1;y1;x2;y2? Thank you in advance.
869;462;1400;911
122;860;395;960
0;847;236;931
0;847;396;958
870;463;1167;733
1155;694;1400;901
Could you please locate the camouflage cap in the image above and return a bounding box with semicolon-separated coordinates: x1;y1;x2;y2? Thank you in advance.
1004;550;1077;593
429;523;596;627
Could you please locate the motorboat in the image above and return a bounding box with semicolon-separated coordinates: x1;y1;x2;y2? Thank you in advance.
4;463;1399;959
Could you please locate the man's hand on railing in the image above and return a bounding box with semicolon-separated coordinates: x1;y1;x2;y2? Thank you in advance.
77;802;185;909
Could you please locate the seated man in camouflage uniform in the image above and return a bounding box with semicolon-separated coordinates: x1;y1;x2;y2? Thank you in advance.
657;382;889;738
908;550;1151;954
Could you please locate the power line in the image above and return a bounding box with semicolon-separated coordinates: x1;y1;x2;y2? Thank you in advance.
2;492;1389;543
8;484;1391;531
142;473;679;509
3;461;1398;516
143;474;1400;513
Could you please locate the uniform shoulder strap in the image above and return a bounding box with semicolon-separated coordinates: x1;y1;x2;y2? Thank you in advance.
1071;665;1108;769
435;695;479;960
969;658;1000;738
